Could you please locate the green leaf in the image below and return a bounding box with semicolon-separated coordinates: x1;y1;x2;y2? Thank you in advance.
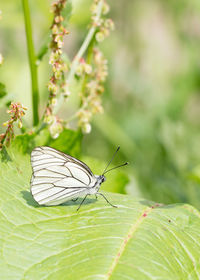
47;128;82;157
1;142;200;279
36;37;50;62
7;128;82;157
188;164;200;183
0;82;7;98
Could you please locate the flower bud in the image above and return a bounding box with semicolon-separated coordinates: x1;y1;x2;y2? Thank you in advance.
55;15;63;23
22;105;27;110
49;122;63;139
3;121;8;127
51;98;57;106
52;24;59;35
95;32;105;42
105;19;115;31
44;115;54;124
102;2;110;15
91;3;98;15
55;69;62;79
20;111;25;117
18;121;22;128
92;16;103;27
49;51;59;65
47;81;58;94
0;133;5;141
84;64;92;75
82;123;92;134
76;64;84;76
102;27;110;38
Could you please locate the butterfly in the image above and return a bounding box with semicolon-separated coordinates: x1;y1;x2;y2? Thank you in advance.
30;146;128;210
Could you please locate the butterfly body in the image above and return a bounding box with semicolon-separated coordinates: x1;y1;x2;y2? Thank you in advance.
88;175;106;194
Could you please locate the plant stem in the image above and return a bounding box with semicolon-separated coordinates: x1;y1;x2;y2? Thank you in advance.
53;0;103;114
67;1;103;84
22;0;39;126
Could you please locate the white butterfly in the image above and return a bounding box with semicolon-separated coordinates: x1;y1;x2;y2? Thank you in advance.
30;146;127;210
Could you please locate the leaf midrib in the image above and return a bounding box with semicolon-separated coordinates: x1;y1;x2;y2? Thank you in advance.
106;204;157;279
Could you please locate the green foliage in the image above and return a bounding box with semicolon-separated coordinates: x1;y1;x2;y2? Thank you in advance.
85;0;200;209
7;128;82;157
0;140;200;279
48;128;82;157
0;83;7;98
1;3;200;278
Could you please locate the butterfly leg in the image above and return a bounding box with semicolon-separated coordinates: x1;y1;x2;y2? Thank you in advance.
95;194;98;200
72;198;79;202
97;193;117;208
77;194;89;211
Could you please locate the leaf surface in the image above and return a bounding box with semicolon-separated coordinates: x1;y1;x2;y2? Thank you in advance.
0;82;7;98
0;142;200;280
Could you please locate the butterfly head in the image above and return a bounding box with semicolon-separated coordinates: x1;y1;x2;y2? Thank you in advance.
100;175;106;183
96;174;106;185
94;175;106;189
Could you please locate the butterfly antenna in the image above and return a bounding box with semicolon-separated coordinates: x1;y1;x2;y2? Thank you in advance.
102;146;128;175
102;146;120;175
103;162;129;175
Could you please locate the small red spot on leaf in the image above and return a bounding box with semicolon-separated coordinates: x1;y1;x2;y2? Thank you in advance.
143;213;147;217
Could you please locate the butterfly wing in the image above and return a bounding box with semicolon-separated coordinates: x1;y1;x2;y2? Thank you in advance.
30;146;96;206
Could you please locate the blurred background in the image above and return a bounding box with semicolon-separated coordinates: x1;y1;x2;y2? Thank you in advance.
1;0;200;208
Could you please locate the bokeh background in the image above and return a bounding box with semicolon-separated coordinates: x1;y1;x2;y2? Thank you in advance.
1;0;200;208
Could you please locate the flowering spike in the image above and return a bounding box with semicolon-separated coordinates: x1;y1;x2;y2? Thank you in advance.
0;102;27;149
44;0;69;138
